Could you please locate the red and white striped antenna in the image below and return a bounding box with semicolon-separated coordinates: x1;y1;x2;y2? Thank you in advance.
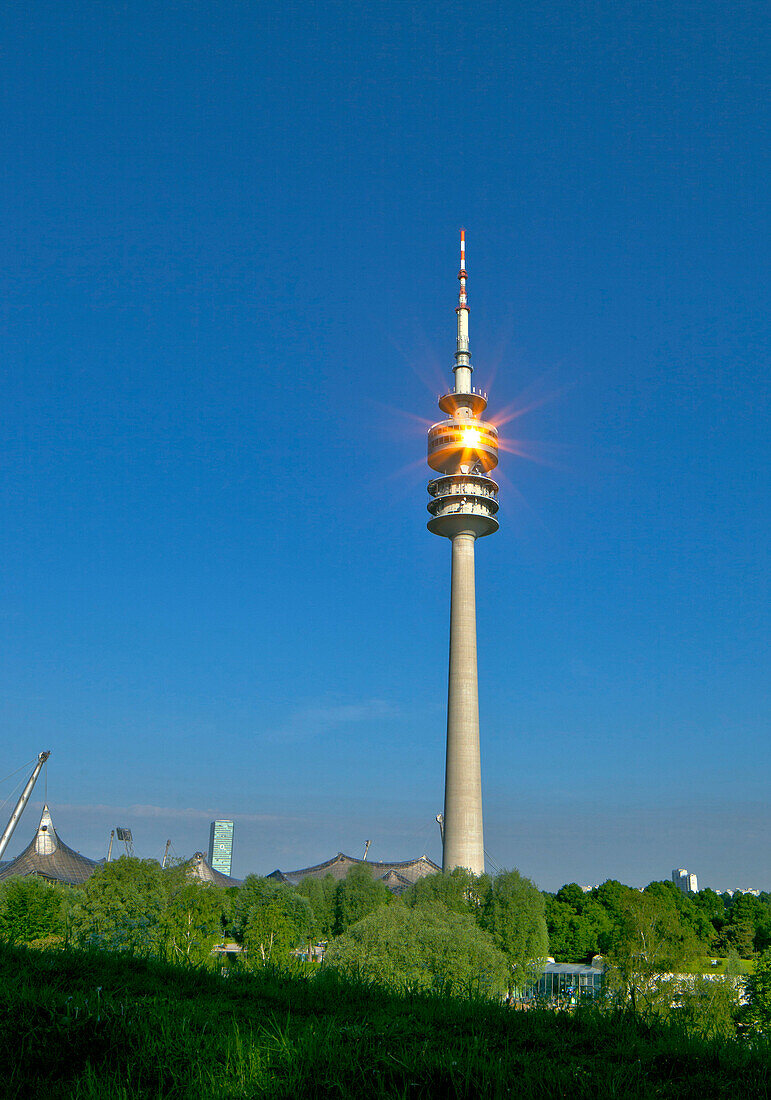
457;228;468;313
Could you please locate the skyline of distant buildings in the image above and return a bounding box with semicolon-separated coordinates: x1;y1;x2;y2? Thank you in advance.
575;868;764;897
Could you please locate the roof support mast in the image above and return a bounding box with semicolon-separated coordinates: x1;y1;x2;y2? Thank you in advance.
0;752;51;860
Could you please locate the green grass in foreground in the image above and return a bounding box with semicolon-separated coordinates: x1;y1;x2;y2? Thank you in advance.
0;944;769;1099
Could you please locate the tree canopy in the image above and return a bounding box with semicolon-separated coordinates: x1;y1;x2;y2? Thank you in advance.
165;881;227;965
232;876;313;962
0;877;68;944
68;858;169;952
482;869;549;991
324;900;509;996
404;867;490;916
333;864;391;935
296;874;337;939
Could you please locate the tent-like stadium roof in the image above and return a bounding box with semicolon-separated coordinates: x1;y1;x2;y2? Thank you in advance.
187;851;242;887
0;805;99;886
268;852;440;894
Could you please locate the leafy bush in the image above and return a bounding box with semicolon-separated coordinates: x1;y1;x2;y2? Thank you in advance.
676;975;742;1039
296;873;337;939
744;948;771;1034
333;863;391;934
164;881;226;965
404;866;490;915
68;858;169;952
482;869;549;991
324;900;509;995
0;877;68;943
231;876;313;962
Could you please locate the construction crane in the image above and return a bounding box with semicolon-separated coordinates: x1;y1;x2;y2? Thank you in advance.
0;751;51;860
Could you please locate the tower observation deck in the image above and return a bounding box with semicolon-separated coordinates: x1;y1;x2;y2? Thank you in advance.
427;231;498;875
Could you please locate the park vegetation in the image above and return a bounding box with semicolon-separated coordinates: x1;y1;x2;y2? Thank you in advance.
3;857;770;988
2;857;771;1094
2;939;771;1098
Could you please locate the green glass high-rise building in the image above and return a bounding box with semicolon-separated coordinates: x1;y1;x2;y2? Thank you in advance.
208;820;234;876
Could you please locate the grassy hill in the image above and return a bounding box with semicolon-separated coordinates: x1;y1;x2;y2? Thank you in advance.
0;943;769;1098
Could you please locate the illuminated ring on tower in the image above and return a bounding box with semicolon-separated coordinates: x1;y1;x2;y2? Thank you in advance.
427;418;499;474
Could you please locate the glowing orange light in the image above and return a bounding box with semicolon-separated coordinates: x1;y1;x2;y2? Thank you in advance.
460;427;482;448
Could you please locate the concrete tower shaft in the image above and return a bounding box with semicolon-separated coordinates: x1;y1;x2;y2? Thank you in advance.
443;531;484;872
427;232;499;876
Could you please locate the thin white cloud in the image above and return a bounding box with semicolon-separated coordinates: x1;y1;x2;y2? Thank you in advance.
30;802;292;825
268;698;400;743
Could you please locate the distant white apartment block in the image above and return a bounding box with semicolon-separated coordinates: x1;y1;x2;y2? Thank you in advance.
672;868;698;894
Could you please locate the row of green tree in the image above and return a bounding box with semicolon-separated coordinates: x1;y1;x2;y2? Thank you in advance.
2;859;770;999
0;860;549;995
545;879;771;963
2;858;771;1038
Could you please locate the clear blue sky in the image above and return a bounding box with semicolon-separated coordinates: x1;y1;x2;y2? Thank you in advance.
0;2;768;890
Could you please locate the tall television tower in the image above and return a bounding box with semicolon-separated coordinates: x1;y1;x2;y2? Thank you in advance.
427;231;499;875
